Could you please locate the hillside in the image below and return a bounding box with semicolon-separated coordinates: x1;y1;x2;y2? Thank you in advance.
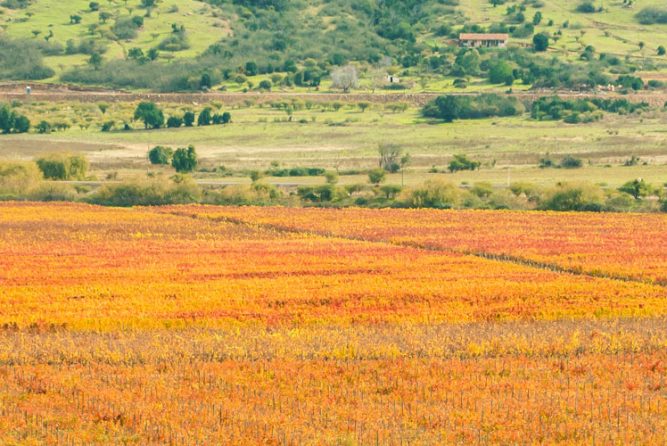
0;0;666;91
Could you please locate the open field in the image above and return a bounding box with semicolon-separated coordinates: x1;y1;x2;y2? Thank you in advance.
1;97;666;190
0;202;666;444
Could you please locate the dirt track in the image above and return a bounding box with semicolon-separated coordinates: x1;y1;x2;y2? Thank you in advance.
1;83;665;107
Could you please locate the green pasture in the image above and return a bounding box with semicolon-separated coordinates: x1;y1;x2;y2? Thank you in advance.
1;99;665;189
0;0;227;76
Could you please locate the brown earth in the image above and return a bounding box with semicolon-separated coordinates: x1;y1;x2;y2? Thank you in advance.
1;83;665;107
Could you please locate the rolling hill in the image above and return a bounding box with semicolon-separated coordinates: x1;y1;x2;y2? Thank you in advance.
0;0;665;91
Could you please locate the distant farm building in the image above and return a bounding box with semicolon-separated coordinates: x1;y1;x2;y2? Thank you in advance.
459;33;509;48
386;75;400;84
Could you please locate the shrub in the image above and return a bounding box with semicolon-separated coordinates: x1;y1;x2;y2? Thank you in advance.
635;8;667;25
533;33;549;52
28;182;78;202
183;111;195;127
167;116;183;128
368;168;387;185
171;145;198;173
449;154;481;173
559;156;583;169
148;146;173;165
576;2;597;13
618;178;653;200
0;103;31;134
423;94;523;122
400;179;460;209
89;175;201;207
540;183;605;211
35;154;88;180
197;108;213;126
0;161;42;197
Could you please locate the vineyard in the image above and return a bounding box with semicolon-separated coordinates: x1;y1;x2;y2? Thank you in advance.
1;203;666;444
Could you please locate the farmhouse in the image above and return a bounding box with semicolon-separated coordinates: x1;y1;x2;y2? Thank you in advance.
459;33;509;48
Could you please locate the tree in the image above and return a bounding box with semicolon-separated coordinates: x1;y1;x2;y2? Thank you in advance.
378;143;405;173
221;112;231;124
658;46;666;56
245;61;258;76
368;168;386;185
70;15;82;25
488;61;514;85
99;11;112;23
432;95;460;123
532;11;543;25
197;108;212;126
167;116;183;128
358;102;370;112
331;65;359;93
258;80;272;91
619;178;652;199
533;33;549;52
183;111;195;127
13;115;30;133
172;145;198;173
148;146;173;165
134;102;164;129
88;52;103;70
0;104;30;134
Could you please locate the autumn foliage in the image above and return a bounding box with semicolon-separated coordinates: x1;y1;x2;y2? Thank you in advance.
0;203;666;444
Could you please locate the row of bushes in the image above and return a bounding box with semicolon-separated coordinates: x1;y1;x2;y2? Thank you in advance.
422;94;524;123
2;158;666;213
531;97;649;122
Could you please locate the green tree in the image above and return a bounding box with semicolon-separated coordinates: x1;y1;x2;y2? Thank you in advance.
533;33;549;52
183;111;195;127
368;168;387;185
134;102;164;129
36;154;88;180
197;108;212;126
172;145;198;173
148;146;173;165
619;178;652;199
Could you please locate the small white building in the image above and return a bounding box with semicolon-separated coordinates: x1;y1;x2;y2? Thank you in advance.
386;75;400;84
459;33;509;48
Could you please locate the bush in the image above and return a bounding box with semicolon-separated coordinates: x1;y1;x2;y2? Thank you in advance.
368;168;387;185
559;156;583;169
171;145;198;173
35;154;88;180
0;103;31;134
198;108;213;126
28;182;78;202
533;33;549;52
167;116;183;128
400;179;460;209
618;178;653;199
636;8;667;25
0;161;42;197
205;183;282;205
423;94;523;122
89;175;201;207
148;146;173;165
576;2;597;13
449;154;480;173
540;183;605;211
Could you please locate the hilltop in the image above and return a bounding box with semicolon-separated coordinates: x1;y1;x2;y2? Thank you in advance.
0;0;666;92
